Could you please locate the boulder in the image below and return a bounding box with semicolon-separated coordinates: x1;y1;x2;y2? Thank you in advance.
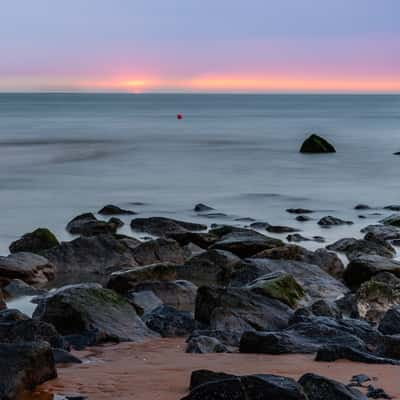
177;249;245;286
361;224;400;241
300;134;336;153
344;255;400;288
98;204;135;215
299;373;366;400
187;329;241;349
52;348;82;365
33;284;157;344
195;286;292;335
266;225;299;234
211;228;284;258
194;203;214;212
246;272;305;308
238;259;348;302
107;263;178;293
318;216;353;226
182;374;307;400
9;228;59;254
66;212;119;236
296;215;312;222
380;214;400;227
131;217;207;236
126;290;163;316
143;305;197;337
378;306;400;335
189;370;235;390
355;204;371;210
186;336;228;354
128;280;197;312
356;273;400;323
0;341;57;400
376;335;400;360
0;291;5;310
166;231;219;249
0;309;29;322
2;279;47;298
286;208;314;214
252;245;344;279
327;238;395;260
0;252;55;286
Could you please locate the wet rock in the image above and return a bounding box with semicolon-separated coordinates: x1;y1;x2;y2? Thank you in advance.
143;305;197;337
327;237;395;260
194;203;214;212
335;293;359;318
52;348;82;364
189;370;234;390
249;221;271;229
126;290;163;316
98;204;135;215
130;280;197;312
318;216;353;226
376;335;400;360
366;385;392;399
356;273;400;323
0;341;57;400
9;228;59;254
131;217;206;236
182;373;307;400
315;345;400;365
0;291;5;310
246;272;305;308
361;225;400;241
177;249;245;286
0;309;29;322
107;263;177;293
240;258;348;302
344;255;400;288
186;335;228;354
384;205;400;211
309;300;342;319
166;231;219;249
66;212;119;236
187;329;241;348
355;204;371;210
195;286;292;335
296;215;312;222
378;306;400;335
350;374;372;386
380;214;400;227
286;208;314;214
0;252;55;286
300;134;336;153
266;225;300;234
33;283;157;344
287;234;310;242
2;279;47;298
210;228;284;258
252;245;344;279
299;373;366;399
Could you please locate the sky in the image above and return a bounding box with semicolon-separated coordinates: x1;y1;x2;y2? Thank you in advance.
1;0;400;93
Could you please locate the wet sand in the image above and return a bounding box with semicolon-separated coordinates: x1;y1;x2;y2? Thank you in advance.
27;338;400;400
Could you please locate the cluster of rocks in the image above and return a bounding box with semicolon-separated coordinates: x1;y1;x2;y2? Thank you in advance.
1;203;400;398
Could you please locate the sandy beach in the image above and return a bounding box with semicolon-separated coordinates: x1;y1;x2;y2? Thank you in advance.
29;338;400;400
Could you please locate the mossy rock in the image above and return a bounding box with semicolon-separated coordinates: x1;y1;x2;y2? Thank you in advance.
247;272;305;308
300;134;336;153
9;228;59;254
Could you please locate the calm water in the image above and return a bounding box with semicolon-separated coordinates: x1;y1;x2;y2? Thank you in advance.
1;93;400;255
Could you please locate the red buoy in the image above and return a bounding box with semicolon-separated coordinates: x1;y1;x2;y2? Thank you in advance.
177;113;183;120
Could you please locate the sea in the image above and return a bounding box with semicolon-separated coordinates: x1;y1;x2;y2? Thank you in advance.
1;93;400;256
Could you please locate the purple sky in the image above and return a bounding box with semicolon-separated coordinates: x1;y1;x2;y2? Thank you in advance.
1;0;400;92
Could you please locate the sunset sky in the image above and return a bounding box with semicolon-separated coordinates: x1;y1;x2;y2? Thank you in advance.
1;0;400;93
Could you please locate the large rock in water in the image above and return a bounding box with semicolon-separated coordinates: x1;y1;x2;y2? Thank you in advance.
299;134;336;153
253;245;344;279
380;214;400;227
98;204;135;215
130;217;207;236
195;286;292;335
9;228;59;254
182;373;307;400
0;341;57;400
361;224;400;241
66;212;120;236
299;373;366;400
0;252;55;286
33;283;157;344
344;255;400;288
236;259;348;303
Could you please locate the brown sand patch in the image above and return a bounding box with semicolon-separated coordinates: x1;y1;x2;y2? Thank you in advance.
27;338;400;400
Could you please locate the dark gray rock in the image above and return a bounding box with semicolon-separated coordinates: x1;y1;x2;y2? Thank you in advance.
126;290;163;316
187;329;241;348
0;252;55;286
380;214;400;227
2;279;47;298
286;208;314;214
300;134;336;153
189;370;235;390
9;228;59;254
378;307;400;335
299;373;366;399
52;348;82;364
384;205;400;211
0;309;29;322
186;335;229;354
266;225;299;234
318;216;353;227
166;231;219;249
355;204;371;210
131;217;207;236
33;283;157;345
98;204;135;215
296;215;312;222
194;203;214;212
0;341;57;400
360;225;400;241
66;212;119;236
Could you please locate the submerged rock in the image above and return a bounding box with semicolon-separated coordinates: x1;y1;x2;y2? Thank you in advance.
318;216;353;226
300;134;336;154
266;225;299;234
194;203;214;212
131;217;207;236
33;283;157;344
0;252;55;286
0;341;57;400
380;214;400;227
9;228;59;254
355;204;371;210
286;208;314;214
98;204;135;215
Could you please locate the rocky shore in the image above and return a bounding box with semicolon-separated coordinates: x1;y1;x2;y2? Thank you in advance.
1;201;400;399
